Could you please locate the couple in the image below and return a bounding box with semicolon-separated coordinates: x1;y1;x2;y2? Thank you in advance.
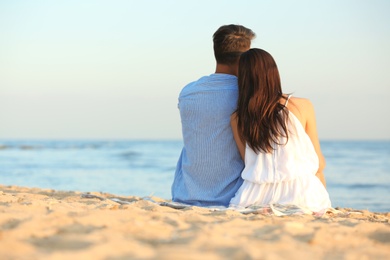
171;24;331;213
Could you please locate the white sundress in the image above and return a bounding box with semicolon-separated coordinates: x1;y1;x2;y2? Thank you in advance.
230;96;331;212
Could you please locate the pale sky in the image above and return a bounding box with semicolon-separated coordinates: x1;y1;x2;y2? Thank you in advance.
1;0;389;140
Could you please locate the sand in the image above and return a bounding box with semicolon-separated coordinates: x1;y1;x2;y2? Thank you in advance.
0;185;389;260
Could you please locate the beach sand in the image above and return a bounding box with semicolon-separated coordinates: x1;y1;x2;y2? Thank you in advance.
0;185;389;260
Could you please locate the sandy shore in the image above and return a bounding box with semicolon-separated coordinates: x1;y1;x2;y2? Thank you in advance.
0;185;389;260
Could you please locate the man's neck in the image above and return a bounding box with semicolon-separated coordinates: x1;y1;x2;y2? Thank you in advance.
215;63;238;76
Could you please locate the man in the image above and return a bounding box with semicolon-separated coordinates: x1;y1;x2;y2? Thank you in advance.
171;24;256;207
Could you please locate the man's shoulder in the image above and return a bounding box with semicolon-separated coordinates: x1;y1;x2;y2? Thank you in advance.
183;75;211;88
180;74;238;97
179;75;210;97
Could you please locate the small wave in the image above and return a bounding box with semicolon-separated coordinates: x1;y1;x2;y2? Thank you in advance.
349;184;388;189
119;151;141;159
0;144;43;150
0;142;108;150
332;183;389;190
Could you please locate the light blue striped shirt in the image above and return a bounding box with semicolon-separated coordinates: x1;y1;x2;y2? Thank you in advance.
171;73;244;207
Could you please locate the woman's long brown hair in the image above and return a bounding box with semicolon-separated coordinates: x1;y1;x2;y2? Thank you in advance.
236;48;289;153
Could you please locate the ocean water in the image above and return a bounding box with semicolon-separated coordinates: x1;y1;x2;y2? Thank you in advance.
0;140;389;212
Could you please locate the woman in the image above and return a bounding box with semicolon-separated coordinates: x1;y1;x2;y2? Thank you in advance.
229;48;331;213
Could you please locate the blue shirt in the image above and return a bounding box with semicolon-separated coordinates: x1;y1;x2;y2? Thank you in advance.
171;73;244;207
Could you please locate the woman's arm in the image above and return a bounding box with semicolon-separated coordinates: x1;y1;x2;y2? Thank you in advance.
302;99;327;188
230;113;245;161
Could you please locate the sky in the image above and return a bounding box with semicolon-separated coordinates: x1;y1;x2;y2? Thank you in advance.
0;0;389;140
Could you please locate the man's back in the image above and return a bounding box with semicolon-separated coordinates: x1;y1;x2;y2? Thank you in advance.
171;73;244;207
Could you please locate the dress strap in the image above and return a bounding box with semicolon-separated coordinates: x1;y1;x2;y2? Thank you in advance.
284;94;292;107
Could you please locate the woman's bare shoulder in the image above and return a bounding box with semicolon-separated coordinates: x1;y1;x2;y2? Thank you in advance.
289;96;313;111
286;96;314;126
289;96;311;104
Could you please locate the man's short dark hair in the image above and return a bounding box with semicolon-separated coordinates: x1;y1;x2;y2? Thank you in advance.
213;24;255;65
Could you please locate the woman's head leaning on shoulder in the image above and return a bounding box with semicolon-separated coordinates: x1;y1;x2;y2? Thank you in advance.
235;48;289;153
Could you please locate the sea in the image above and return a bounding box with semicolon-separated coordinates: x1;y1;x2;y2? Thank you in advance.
0;140;389;213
